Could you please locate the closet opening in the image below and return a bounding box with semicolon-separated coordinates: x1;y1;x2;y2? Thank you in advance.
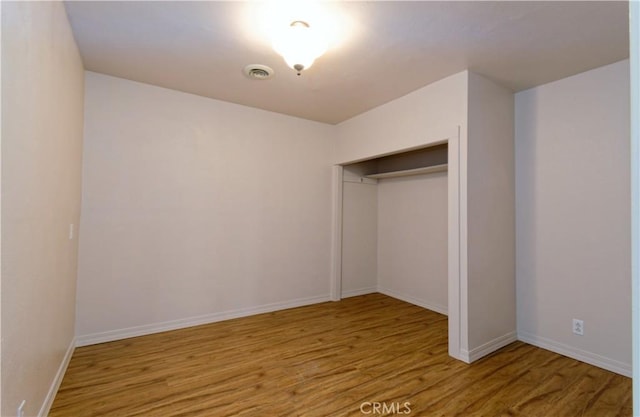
331;136;463;360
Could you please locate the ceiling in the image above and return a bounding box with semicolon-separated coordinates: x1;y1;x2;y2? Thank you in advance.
64;1;629;125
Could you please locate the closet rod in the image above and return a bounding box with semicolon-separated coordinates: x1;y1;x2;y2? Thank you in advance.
343;177;378;185
365;163;448;180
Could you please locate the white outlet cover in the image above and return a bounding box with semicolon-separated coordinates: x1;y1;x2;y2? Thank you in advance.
572;319;584;335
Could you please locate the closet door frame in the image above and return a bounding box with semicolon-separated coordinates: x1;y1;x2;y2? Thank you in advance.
447;130;463;361
330;164;344;302
330;129;466;362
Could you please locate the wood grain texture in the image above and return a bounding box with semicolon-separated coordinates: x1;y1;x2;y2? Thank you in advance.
50;294;631;416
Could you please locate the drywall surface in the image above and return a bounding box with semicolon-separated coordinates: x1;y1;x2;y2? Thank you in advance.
1;2;84;415
77;72;334;340
516;60;631;375
335;71;467;164
341;181;377;297
377;174;448;314
466;72;516;354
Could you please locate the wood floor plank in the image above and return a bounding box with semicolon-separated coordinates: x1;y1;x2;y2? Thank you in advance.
50;294;631;416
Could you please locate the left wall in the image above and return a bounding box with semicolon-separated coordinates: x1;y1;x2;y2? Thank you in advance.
1;2;84;416
75;72;335;344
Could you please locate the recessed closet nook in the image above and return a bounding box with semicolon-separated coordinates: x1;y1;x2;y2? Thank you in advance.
330;71;515;363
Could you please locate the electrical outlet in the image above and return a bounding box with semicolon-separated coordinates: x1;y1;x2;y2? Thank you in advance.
17;400;25;417
573;319;584;336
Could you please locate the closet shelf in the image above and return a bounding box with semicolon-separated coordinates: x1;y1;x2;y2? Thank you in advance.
365;163;448;179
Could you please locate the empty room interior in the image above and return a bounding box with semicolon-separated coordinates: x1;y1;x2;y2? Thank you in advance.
1;1;637;416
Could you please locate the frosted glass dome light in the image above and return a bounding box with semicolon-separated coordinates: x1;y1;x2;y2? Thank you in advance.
272;21;328;75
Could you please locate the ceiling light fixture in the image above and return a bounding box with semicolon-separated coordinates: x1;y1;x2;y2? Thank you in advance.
272;20;328;76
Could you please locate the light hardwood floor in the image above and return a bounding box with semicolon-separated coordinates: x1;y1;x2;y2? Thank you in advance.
50;294;631;416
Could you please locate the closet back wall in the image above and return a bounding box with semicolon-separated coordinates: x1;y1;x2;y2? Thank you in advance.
76;72;334;343
377;173;448;314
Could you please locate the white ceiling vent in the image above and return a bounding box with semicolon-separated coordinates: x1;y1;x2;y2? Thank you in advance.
243;64;274;80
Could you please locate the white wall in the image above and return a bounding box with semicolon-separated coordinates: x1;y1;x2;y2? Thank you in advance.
76;72;335;343
377;173;448;314
465;72;516;357
631;1;640;409
335;71;467;164
341;181;377;297
1;2;84;416
516;60;631;375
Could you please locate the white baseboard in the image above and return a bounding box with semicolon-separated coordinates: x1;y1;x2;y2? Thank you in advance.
341;286;377;298
518;331;631;377
459;331;517;363
38;337;76;417
377;286;448;316
76;294;331;347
